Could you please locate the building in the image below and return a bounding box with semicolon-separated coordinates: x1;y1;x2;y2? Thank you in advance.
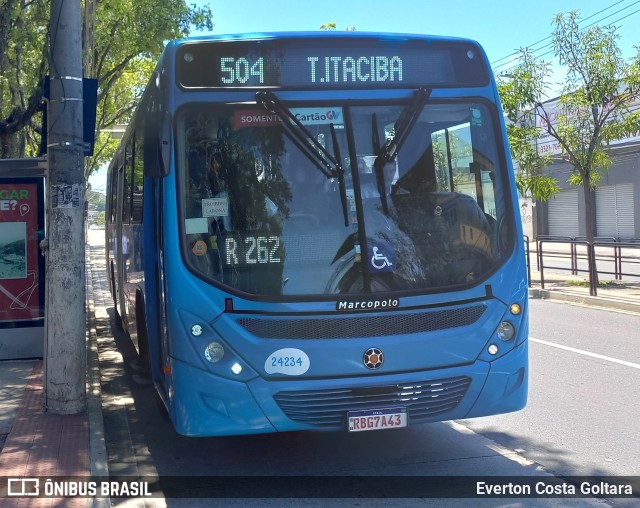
530;96;639;240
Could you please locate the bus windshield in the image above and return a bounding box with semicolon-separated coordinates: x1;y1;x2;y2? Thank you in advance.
178;99;512;297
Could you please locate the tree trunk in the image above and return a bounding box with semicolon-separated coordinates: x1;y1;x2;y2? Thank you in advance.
582;178;598;296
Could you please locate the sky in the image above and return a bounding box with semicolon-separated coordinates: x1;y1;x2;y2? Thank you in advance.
89;0;640;192
194;0;640;66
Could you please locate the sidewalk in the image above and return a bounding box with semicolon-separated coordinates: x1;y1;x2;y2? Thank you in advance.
528;265;640;314
0;236;639;506
0;235;109;507
527;241;640;313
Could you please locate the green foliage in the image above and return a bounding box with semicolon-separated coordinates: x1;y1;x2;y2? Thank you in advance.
498;49;552;123
95;211;106;226
0;0;213;176
0;0;49;157
515;173;561;201
86;189;106;209
497;50;556;201
498;9;640;242
320;22;356;31
542;10;640;201
85;0;213;177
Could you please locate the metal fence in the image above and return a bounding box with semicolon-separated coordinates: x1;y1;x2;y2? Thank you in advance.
524;235;640;296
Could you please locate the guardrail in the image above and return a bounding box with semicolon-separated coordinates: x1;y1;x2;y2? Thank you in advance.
524;235;640;296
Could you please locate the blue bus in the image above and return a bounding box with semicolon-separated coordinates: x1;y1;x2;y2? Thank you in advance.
106;32;528;436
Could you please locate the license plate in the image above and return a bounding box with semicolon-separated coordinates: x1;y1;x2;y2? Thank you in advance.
348;408;407;432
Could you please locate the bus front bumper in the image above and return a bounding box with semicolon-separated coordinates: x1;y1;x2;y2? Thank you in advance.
169;339;528;437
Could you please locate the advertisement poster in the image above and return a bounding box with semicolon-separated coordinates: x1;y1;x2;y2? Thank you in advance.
0;178;44;325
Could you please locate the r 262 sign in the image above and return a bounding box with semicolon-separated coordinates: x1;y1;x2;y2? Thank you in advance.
223;235;282;266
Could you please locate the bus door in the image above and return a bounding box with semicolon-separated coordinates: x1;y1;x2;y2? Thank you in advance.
114;163;127;327
149;176;171;397
107;165;119;308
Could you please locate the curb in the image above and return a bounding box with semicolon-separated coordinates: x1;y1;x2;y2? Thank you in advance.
528;288;640;314
86;246;111;508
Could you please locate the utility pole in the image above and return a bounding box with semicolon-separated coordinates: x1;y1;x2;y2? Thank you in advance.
44;0;86;413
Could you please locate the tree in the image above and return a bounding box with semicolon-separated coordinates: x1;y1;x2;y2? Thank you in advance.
84;0;213;177
498;10;640;294
320;22;356;31
0;0;213;175
0;0;49;158
497;50;560;202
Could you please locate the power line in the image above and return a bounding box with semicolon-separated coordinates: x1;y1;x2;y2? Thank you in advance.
491;0;640;73
491;0;631;66
512;9;640;70
581;0;640;28
492;0;640;68
526;3;640;65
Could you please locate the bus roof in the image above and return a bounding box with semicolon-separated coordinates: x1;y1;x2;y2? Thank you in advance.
168;31;484;49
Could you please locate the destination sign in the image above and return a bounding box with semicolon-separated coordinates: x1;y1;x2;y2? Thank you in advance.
222;233;284;267
176;37;489;89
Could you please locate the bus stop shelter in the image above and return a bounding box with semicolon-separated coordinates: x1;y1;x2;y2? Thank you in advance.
0;157;47;359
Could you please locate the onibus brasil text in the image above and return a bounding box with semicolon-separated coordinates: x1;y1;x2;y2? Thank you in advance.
6;478;152;498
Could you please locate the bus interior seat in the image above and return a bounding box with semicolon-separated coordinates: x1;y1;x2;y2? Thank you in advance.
393;191;493;247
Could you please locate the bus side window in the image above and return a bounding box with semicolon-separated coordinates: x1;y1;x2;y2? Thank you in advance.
131;130;144;224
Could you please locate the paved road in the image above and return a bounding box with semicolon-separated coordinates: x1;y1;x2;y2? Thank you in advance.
460;299;640;481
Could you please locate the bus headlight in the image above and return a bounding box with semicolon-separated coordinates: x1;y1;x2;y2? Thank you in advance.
204;342;225;363
496;321;515;341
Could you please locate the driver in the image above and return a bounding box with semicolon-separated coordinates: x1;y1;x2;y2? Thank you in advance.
359;157;398;199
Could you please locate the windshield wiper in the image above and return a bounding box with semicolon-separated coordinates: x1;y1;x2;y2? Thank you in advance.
329;122;349;227
373;86;432;214
256;91;349;226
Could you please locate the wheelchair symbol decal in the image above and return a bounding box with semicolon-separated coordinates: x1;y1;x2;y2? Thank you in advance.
368;244;396;272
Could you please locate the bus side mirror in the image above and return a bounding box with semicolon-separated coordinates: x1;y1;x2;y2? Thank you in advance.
144;111;172;178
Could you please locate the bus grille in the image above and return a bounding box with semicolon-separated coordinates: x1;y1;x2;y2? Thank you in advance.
236;305;486;339
273;376;471;428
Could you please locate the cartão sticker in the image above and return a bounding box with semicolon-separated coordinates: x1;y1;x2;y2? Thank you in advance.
265;348;310;376
290;107;343;126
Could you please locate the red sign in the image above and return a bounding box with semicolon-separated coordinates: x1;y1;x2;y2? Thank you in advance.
232;109;282;129
0;179;44;324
